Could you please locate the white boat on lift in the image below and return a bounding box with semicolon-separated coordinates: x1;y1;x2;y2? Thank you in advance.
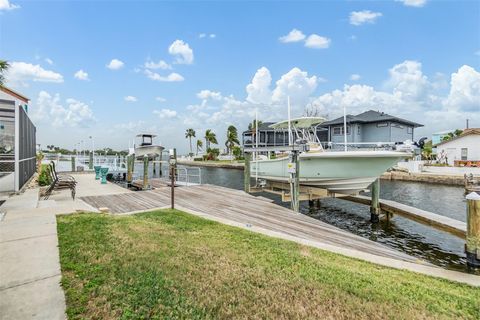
250;117;412;195
134;133;164;160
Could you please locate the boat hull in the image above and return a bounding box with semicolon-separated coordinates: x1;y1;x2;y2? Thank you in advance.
250;151;410;195
134;145;164;160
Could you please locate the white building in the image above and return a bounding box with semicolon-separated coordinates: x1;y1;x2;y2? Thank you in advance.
434;128;480;166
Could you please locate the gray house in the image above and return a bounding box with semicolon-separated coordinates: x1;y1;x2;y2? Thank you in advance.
320;110;423;144
242;110;423;149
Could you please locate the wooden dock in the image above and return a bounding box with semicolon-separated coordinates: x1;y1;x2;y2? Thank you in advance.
342;195;467;238
81;184;419;263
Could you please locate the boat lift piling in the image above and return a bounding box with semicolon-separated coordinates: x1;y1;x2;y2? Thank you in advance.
466;192;480;268
370;179;381;223
126;154;134;187
143;155;149;190
244;152;251;193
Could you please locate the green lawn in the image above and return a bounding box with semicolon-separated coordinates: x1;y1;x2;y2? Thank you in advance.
57;210;480;319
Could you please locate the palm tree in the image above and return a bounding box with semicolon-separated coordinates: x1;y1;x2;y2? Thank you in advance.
0;60;10;87
225;125;240;154
196;140;203;155
204;129;218;150
185;128;196;155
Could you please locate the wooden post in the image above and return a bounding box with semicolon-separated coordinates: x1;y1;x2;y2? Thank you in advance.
370;178;380;223
159;151;163;177
143;155;149;190
88;152;93;170
170;148;177;209
126;155;133;186
152;156;156;176
292;151;300;213
466;192;480;268
244;152;251;193
71;156;76;172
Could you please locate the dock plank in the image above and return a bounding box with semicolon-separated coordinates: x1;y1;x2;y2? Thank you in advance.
343;195;466;238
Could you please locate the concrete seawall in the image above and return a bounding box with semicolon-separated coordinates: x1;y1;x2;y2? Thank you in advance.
177;160;244;170
381;171;466;186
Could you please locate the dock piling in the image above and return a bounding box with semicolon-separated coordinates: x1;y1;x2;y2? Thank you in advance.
126;154;133;186
466;192;480;268
89;152;93;170
143;155;149;190
244;152;251;193
370;179;380;223
289;150;300;213
152;156;156;176
71;156;76;172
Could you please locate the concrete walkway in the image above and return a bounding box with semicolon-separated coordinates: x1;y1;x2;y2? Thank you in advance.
0;173;129;320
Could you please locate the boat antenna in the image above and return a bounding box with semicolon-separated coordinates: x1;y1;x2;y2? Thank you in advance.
343;104;347;152
288;96;292;146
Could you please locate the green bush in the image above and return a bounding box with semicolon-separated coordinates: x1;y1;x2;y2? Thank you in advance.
38;164;52;186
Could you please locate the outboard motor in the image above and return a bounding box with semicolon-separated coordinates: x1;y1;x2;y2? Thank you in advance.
414;137;428;149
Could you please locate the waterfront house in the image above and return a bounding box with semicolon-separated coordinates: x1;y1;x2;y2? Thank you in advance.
0;87;36;192
319;110;423;145
432;129;455;146
434;128;480;166
242;110;423;149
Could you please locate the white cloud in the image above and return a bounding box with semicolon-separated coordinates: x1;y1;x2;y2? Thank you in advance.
279;29;306;43
168;40;194;64
272;67;318;105
350;74;361;81
397;0;427;7
0;0;19;10
445;65;480;112
304;34;331;49
45;58;53;65
7;61;63;85
209;34;216;38
106;59;124;70
312;62;480;137
74;69;89;81
124;96;137;102
246;67;272;105
349;10;383;26
32;91;95;127
197;90;222;100
155;97;166;102
144;69;184;82
199;33;206;38
154;108;177;119
145;59;171;70
387;60;429;101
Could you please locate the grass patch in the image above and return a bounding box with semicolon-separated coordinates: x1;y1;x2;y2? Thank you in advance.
58;210;480;319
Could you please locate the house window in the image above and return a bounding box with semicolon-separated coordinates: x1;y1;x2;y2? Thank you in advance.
332;126;350;135
376;122;388;127
392;123;404;129
407;127;413;134
461;148;468;160
357;126;361;135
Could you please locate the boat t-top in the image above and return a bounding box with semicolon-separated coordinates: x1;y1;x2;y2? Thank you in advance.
134;133;165;160
249;116;412;195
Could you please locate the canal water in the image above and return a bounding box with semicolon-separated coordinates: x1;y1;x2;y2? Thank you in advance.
181;165;477;274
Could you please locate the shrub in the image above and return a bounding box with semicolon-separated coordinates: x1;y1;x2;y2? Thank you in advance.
38;164;52;186
206;148;220;160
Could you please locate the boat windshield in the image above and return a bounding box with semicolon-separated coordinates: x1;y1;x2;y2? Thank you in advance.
269;117;326;129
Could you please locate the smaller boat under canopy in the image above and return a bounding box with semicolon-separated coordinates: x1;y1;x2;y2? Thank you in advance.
134;134;164;160
250;116;411;195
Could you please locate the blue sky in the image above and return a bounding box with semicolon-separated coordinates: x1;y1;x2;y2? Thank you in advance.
1;0;479;152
